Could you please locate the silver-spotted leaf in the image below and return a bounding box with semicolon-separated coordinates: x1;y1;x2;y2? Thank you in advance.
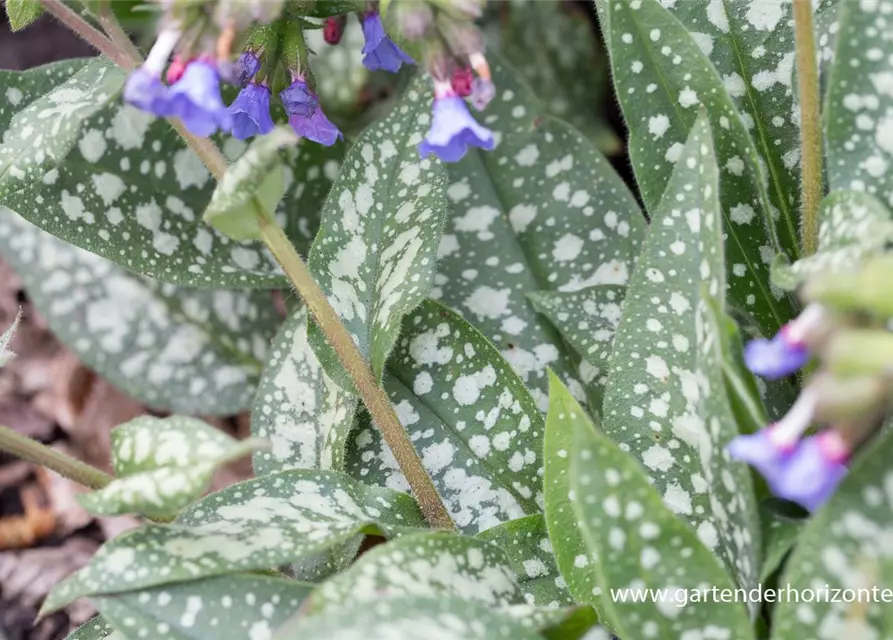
601;114;760;590
557;376;755;640
0;59;341;288
528;285;626;411
599;0;794;337
434;57;645;408
94;574;313;640
346;299;543;535
252;308;357;476
477;514;574;608
306;532;521;613
273;595;544;640
0;209;279;414
306;79;448;388
0;308;20;367
771;427;893;639
79;416;262;518
42;470;425;614
65;618;114;640
826;0;893;205
773;191;893;291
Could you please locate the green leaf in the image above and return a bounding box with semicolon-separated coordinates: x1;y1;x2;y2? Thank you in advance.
94;574;313;640
664;0;802;252
601;114;760;590
0;59;342;289
204;126;298;242
771;427;893;638
5;0;44;31
758;499;805;583
826;0;893;204
0;308;21;367
498;1;621;154
307;532;521;613
65;618;114;640
0;210;280;414
598;0;794;337
78;416;263;518
273;595;545;640
773;191;893;291
435;57;646;407
306;79;449;388
251;308;357;476
555;375;755;640
477;514;574;607
346;299;544;534
528;285;627;411
42;470;424;614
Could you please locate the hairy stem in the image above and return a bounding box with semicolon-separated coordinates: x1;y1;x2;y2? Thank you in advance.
97;7;142;69
0;426;112;490
258;217;455;530
70;8;455;530
794;0;823;256
40;0;129;67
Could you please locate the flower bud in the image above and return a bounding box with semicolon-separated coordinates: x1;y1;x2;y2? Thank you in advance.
450;67;474;97
324;15;347;45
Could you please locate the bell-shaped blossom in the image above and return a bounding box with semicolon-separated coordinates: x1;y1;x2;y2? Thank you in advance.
280;79;318;118
744;304;827;379
774;430;848;511
238;51;261;85
418;82;495;162
166;60;232;137
228;84;275;140
123;28;181;117
289;104;343;147
361;11;414;73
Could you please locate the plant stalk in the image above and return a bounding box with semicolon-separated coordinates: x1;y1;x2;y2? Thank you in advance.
0;426;112;490
40;0;129;67
258;216;455;530
61;9;455;530
793;0;823;256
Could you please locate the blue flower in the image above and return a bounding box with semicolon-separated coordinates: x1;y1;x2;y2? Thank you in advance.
361;11;414;73
123;68;171;117
238;51;261;85
289;106;343;147
167;60;232;137
727;429;793;492
228;84;275;140
280;79;318;118
743;333;810;379
418;94;495;162
470;78;495;111
773;431;848;511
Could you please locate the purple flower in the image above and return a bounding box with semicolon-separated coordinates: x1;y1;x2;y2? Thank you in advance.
361;12;414;73
228;84;275;140
123;68;171;116
418;93;495;162
743;333;810;379
774;431;848;511
280;79;318;118
289;107;343;147
470;78;495;111
167;60;232;137
238;51;261;85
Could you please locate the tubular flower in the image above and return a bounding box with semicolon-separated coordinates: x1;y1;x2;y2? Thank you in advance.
361;11;414;72
418;80;494;162
773;430;849;511
288;105;343;147
744;304;827;379
123;28;181;116
166;60;232;137
280;78;318;118
237;51;262;85
228;84;275;140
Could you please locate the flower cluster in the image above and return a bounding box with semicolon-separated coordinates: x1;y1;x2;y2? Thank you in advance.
122;3;497;164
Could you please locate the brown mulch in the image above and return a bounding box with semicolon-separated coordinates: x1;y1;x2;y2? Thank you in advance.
0;17;254;640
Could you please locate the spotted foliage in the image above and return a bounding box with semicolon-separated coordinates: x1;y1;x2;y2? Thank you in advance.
599;0;795;338
346;300;543;535
601;115;760;591
306;79;449;389
557;376;755;640
94;574;313;640
65;618;114;640
42;470;425;614
0;308;20;367
0;209;279;414
434;56;645;410
772;427;893;639
0;58;342;289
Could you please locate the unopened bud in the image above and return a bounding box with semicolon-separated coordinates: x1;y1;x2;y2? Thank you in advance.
324;16;347;45
451;67;474;97
166;53;189;84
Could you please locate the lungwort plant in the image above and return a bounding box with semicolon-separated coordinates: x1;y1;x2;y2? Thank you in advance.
2;0;893;638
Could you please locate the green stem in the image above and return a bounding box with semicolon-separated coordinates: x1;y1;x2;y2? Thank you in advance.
793;0;823;256
0;426;112;489
40;0;129;67
257;216;455;531
97;6;142;69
